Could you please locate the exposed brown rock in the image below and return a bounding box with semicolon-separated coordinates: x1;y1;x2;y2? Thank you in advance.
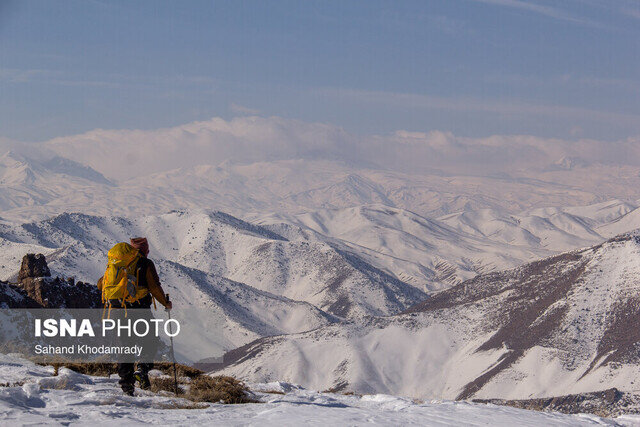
474;388;640;418
18;253;51;281
0;254;100;308
19;276;100;308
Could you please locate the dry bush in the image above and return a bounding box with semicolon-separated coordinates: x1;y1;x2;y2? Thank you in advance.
48;362;118;377
151;374;254;404
187;375;255;404
0;381;25;387
41;377;70;390
150;376;183;395
155;362;203;379
37;360;253;405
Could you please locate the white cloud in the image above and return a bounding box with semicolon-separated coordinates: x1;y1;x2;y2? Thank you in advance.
472;0;565;19
623;8;640;19
468;0;604;28
27;115;640;181
42;116;357;179
230;103;262;115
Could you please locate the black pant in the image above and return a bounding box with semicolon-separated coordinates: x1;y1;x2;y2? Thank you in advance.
108;295;159;393
117;360;153;393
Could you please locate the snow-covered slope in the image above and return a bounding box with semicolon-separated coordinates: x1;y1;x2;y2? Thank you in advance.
0;210;425;322
250;205;553;291
439;199;638;248
249;202;640;291
145;260;334;361
5;201;640;314
217;233;640;401
437;198;640;248
0;353;631;426
0;151;112;214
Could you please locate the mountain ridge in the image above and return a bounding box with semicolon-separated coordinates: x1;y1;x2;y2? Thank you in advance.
214;231;640;401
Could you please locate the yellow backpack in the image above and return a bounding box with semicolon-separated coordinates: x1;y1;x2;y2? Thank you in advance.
101;242;150;316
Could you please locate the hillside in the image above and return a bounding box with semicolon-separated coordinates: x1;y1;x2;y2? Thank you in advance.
0;151;112;214
0;211;429;360
215;232;640;401
249;204;604;291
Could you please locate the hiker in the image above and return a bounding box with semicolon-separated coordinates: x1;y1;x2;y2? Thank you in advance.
97;237;172;396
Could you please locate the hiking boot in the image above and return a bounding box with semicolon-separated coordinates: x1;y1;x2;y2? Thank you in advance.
122;385;135;396
134;370;151;390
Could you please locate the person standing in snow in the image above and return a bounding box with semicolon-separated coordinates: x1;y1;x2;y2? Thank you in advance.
97;237;172;396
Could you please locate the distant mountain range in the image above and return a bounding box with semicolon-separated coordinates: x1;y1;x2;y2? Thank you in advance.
1;148;640;223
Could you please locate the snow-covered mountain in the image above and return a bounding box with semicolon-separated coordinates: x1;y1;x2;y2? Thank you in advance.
216;232;640;401
1;152;639;224
5;199;640;317
0;210;432;359
440;199;640;247
0;151;112;214
0;149;638;271
248;200;640;291
249;205;551;290
100;159;640;220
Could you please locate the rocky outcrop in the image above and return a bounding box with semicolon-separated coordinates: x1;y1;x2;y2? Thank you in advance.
474;388;640;418
0;282;40;308
0;253;99;308
19;276;100;308
18;253;51;281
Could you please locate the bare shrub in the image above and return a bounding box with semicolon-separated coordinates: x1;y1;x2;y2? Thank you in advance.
0;381;25;387
154;363;203;379
187;375;255;404
150;377;183;395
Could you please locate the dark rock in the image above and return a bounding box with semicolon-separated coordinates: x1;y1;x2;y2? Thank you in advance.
0;253;101;308
0;282;41;308
19;277;100;308
18;253;51;281
473;388;640;418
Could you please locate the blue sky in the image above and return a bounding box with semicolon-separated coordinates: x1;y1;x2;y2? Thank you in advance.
1;0;639;141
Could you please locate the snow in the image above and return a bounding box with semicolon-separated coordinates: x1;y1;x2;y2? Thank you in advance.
0;353;631;426
218;319;503;399
3;150;640;420
219;235;640;402
2;149;640;296
0;210;426;321
0;148;637;228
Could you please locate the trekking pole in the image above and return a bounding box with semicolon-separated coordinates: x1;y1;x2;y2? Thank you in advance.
166;294;179;395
